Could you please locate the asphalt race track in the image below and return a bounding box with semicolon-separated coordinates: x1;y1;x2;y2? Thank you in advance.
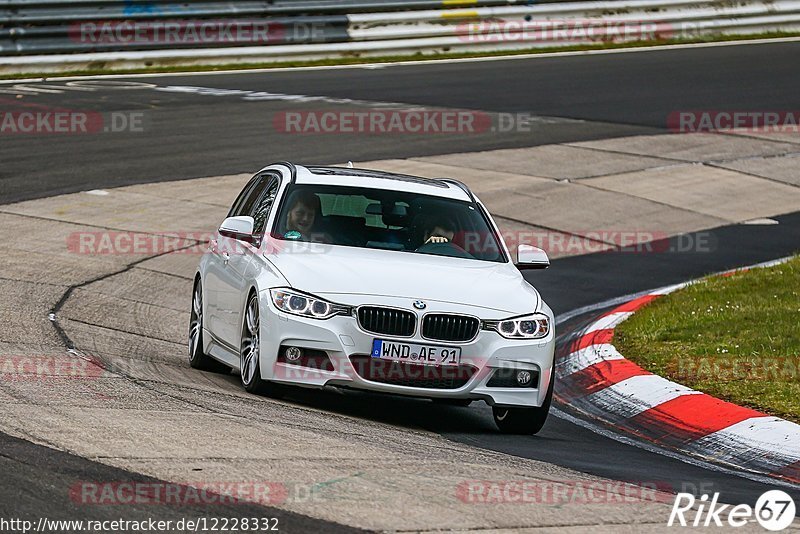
3;40;800;204
2;40;800;528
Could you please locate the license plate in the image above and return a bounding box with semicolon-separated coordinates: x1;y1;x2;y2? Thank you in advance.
371;339;461;367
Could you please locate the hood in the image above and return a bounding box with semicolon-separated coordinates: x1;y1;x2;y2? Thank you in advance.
264;243;540;315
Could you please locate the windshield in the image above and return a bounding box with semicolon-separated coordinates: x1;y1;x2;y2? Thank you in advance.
271;184;507;263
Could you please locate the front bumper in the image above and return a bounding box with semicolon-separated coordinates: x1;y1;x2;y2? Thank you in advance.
259;292;555;407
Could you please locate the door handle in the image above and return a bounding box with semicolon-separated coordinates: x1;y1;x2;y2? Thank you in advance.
222;252;230;265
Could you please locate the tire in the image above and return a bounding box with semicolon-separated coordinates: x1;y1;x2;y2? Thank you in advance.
492;371;554;435
189;279;231;373
239;292;284;398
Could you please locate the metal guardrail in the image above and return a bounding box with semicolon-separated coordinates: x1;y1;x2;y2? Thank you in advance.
348;0;800;41
0;0;526;55
0;17;351;55
1;0;799;73
0;0;523;23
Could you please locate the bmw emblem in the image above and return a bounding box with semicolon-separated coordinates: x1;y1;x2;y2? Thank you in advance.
413;300;427;310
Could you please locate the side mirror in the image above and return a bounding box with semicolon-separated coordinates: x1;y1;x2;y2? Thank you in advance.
219;216;256;243
516;244;550;270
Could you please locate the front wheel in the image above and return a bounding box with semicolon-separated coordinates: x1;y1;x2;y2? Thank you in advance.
240;293;284;398
188;280;231;374
492;371;554;434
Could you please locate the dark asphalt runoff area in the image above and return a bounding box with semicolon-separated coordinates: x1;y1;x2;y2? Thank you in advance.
1;40;799;523
0;431;367;533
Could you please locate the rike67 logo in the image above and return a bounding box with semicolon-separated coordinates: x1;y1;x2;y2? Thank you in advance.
669;490;796;531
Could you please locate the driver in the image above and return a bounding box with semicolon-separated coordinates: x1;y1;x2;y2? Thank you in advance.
422;214;456;245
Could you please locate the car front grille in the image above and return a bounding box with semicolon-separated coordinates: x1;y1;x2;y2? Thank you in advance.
349;355;476;389
357;306;416;337
422;314;480;342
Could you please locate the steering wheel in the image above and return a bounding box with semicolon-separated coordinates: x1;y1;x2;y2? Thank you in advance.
414;241;473;259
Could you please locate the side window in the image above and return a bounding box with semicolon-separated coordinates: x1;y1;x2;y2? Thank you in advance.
227;176;261;218
228;172;279;219
236;178;268;218
252;177;280;235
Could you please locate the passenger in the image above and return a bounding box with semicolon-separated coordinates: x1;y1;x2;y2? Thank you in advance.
284;190;322;241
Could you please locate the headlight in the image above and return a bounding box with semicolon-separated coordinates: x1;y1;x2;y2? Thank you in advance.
270;288;350;320
484;313;550;339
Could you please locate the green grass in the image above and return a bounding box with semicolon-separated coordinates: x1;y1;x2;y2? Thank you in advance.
3;31;800;80
614;255;800;423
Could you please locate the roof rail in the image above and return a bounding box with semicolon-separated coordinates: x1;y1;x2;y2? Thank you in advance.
270;161;297;183
438;178;476;203
307;166;449;189
282;164;474;201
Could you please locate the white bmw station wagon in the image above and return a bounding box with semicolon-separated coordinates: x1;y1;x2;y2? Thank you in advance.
190;162;555;434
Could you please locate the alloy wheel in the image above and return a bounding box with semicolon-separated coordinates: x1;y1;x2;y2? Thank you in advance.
240;295;260;386
189;283;203;361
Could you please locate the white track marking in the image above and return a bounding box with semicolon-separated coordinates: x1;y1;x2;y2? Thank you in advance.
551;407;800;489
0;80;158;96
153;84;432;108
555;290;653;324
583;374;701;419
0;84;65;95
649;282;689;295
687;417;800;468
557;343;624;377
583;311;633;333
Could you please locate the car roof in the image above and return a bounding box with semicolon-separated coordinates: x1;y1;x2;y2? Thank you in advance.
268;163;474;202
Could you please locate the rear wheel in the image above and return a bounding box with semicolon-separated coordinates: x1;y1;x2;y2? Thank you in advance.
188;280;231;373
240;292;284;398
492;371;554;434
